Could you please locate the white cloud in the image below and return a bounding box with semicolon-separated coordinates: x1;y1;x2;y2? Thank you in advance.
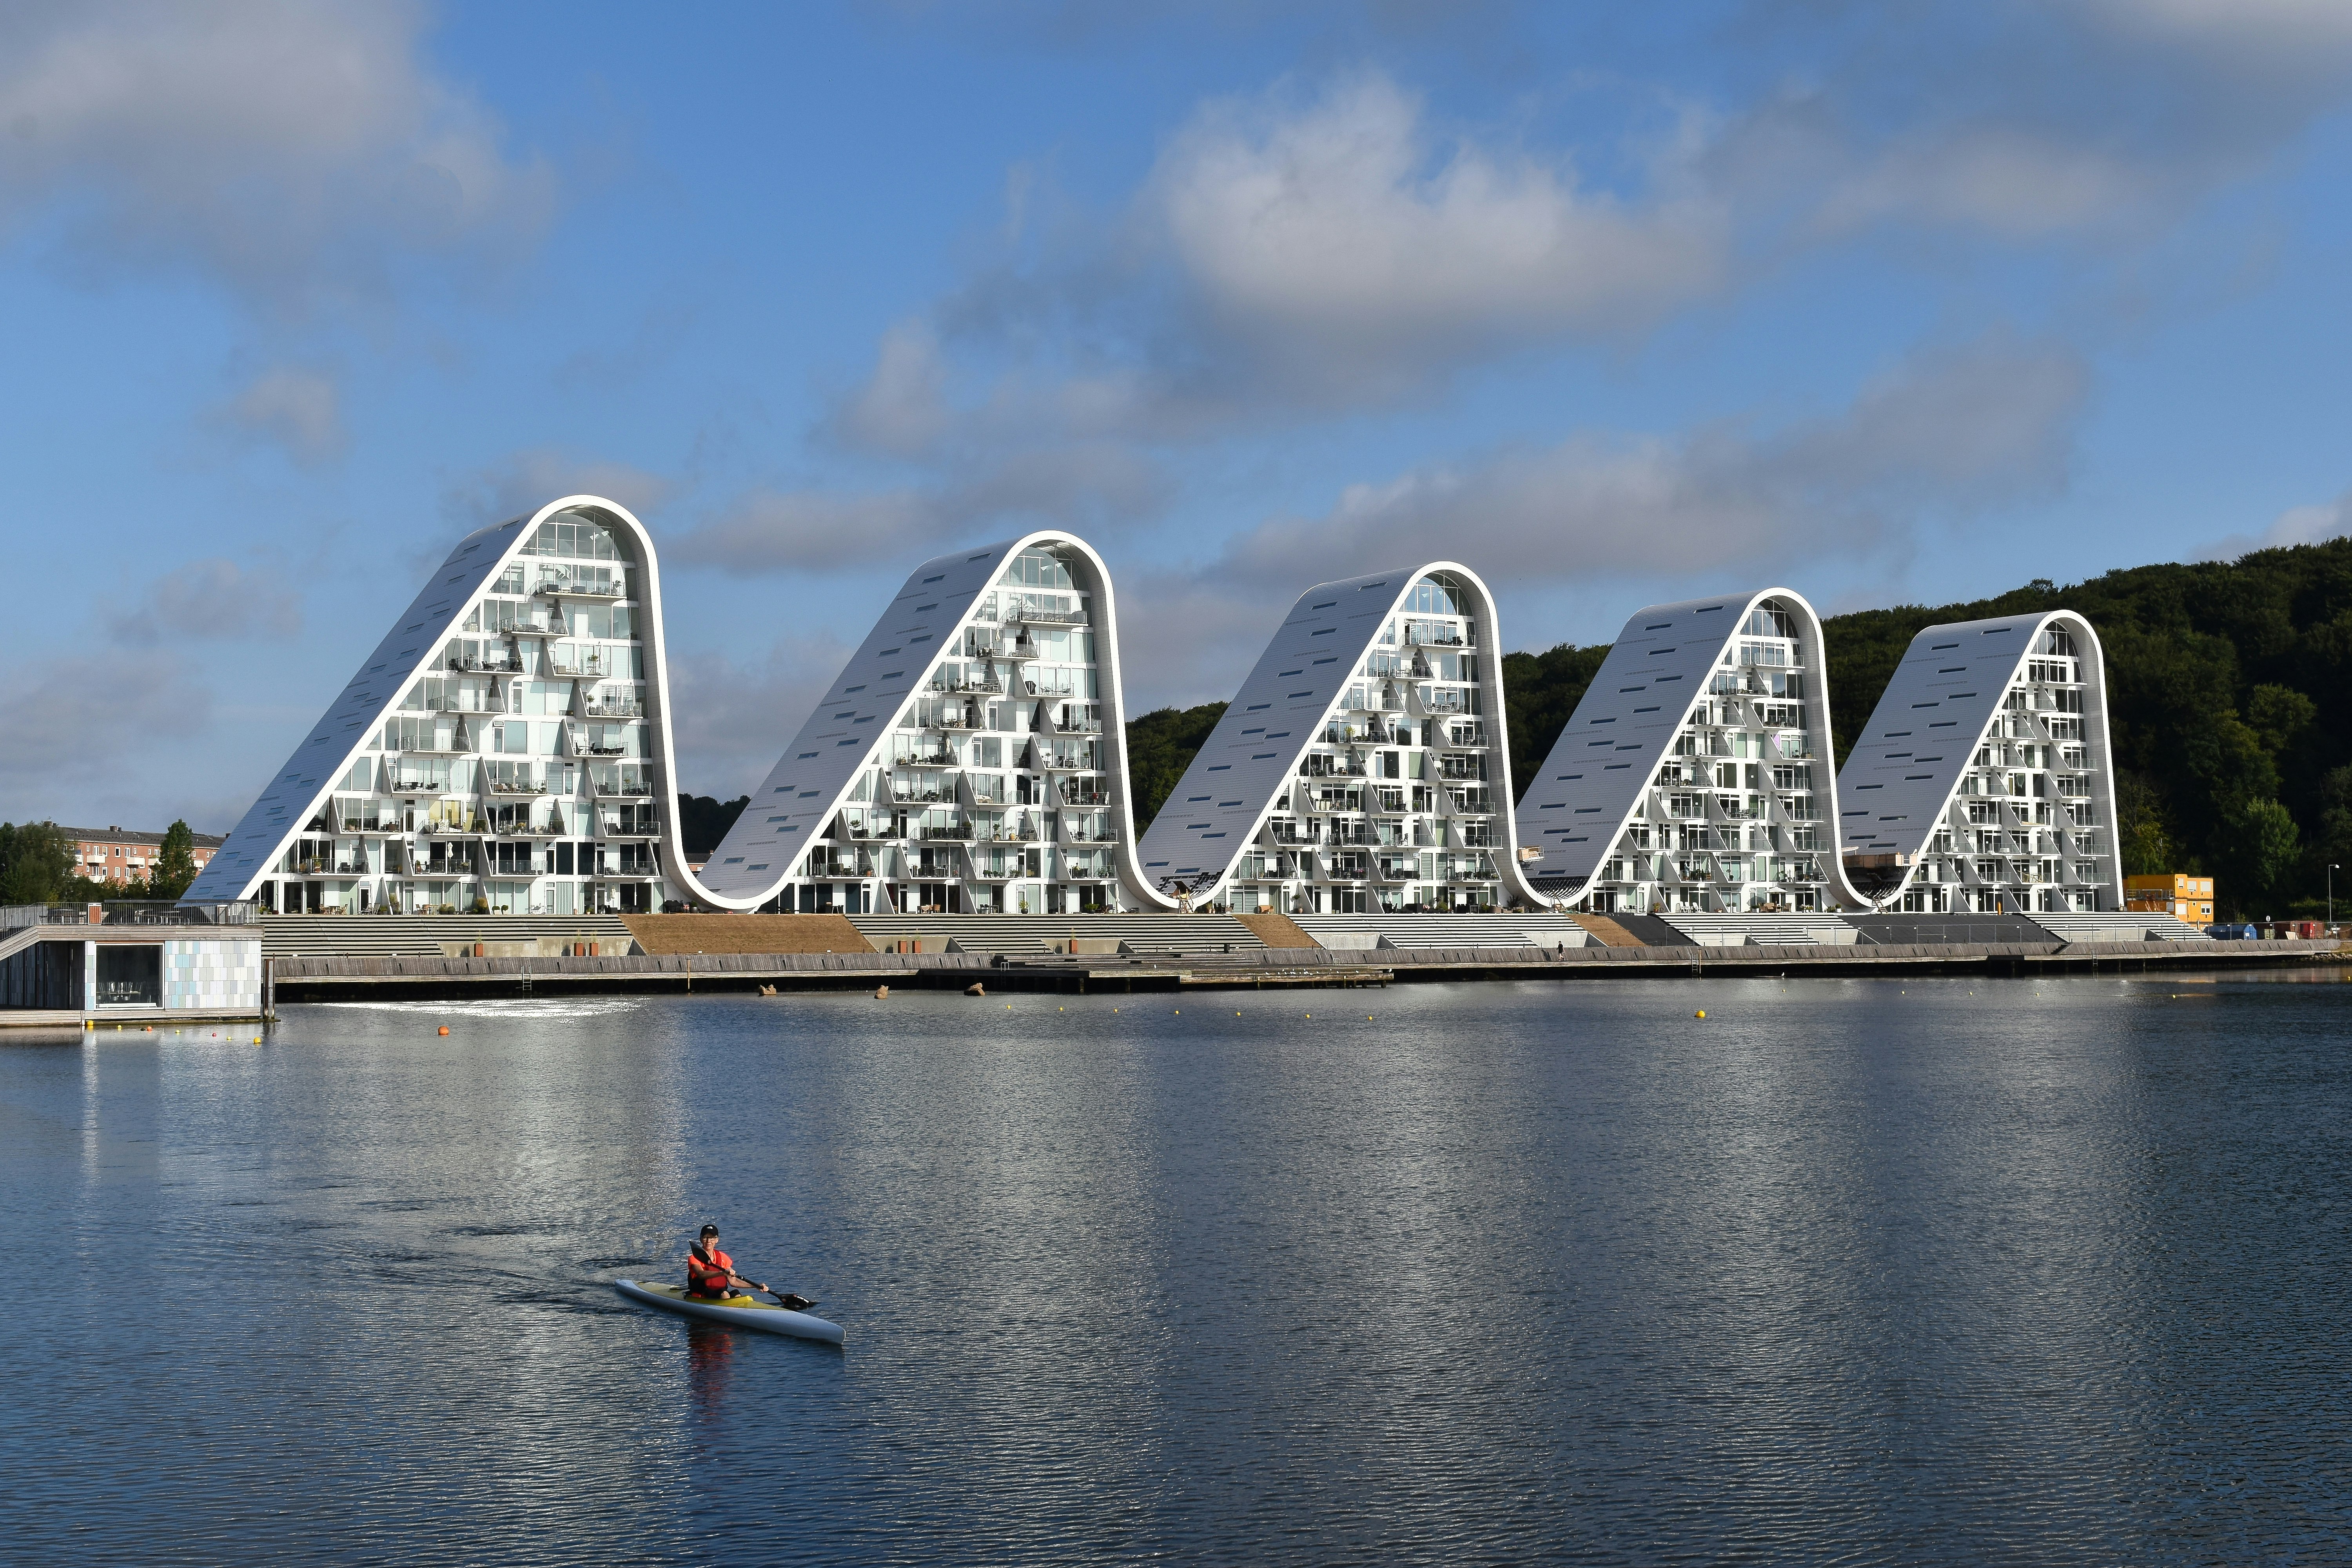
826;319;952;459
2086;0;2352;56
218;366;345;465
1210;332;2090;588
439;448;676;532
2199;488;2352;559
664;632;855;800
1142;71;1726;401
0;0;553;311
671;444;1171;574
0;649;212;808
105;559;303;646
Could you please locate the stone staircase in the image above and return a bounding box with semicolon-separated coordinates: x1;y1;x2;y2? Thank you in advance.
259;914;638;958
1289;912;1590;950
847;913;1267;957
2026;912;2211;943
1652;912;1862;946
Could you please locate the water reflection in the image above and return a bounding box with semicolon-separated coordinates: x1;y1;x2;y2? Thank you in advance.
3;977;2349;1562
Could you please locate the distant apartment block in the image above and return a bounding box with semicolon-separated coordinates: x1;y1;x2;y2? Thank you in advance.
63;825;224;886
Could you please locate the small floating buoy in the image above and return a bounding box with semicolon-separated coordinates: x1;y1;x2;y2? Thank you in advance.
439;1025;450;1035
966;983;985;997
1695;1009;1707;1019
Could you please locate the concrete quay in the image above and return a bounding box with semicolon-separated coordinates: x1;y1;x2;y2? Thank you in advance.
265;937;2345;1002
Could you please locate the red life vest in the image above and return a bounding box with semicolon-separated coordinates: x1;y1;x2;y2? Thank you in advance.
688;1244;735;1296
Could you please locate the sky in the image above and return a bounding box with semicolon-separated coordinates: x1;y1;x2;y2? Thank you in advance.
5;0;2351;834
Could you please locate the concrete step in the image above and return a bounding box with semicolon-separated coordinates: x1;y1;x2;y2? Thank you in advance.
260;914;637;958
1289;913;1590;950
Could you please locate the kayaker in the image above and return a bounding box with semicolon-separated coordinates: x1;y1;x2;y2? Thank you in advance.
686;1225;764;1300
686;1224;814;1310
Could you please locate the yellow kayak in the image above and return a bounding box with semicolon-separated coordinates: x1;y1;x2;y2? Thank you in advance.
614;1278;844;1343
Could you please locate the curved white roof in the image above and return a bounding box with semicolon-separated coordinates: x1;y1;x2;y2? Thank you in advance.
695;530;1171;911
1135;563;1520;898
185;496;716;907
1835;610;2120;906
1511;587;1868;908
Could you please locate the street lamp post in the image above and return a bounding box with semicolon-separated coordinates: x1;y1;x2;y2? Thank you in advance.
2332;863;2341;931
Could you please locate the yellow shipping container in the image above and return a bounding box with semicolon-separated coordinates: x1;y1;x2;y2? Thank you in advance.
2126;873;2214;924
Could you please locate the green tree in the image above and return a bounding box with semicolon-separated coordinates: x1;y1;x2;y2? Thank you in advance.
673;794;750;857
2113;770;2179;877
2214;797;2299;916
151;820;200;899
0;821;76;906
1500;641;1610;797
1123;702;1228;831
2247;684;2317;755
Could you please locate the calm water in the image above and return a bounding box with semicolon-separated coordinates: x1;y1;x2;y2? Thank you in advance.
5;974;2350;1564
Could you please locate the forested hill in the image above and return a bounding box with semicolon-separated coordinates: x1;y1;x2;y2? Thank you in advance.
1123;538;2352;918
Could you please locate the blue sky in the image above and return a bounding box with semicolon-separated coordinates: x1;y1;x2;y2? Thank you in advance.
5;0;2351;832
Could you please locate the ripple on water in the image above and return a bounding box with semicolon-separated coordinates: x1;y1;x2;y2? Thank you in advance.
5;977;2351;1564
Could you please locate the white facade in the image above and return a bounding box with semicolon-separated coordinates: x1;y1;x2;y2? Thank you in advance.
1513;590;1869;914
184;497;701;917
1835;612;2123;914
696;533;1168;915
1136;566;1520;913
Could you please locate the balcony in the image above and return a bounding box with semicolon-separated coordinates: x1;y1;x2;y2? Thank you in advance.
581;699;643;719
593;781;653;797
1005;606;1087;626
484;780;548;796
919;824;973;842
535;578;622;599
449;655;524;674
1059;789;1111;807
546;658;610;679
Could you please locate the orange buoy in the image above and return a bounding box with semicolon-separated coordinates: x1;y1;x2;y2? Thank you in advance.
438;1025;451;1035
